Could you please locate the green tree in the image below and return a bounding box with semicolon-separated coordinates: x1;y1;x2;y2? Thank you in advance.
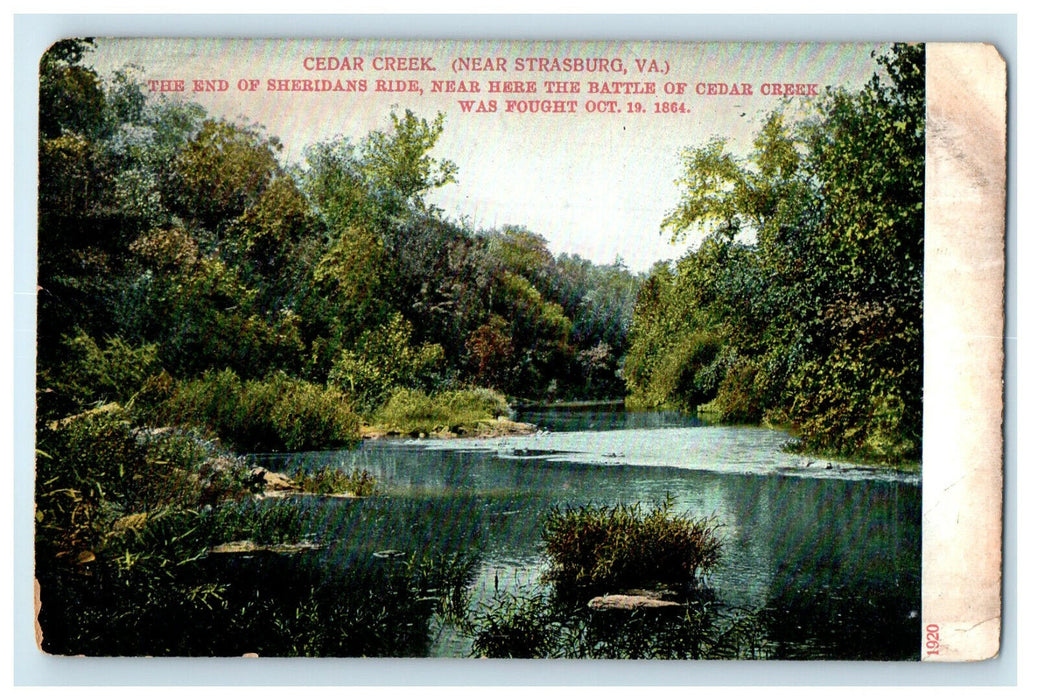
39;39;106;140
465;314;515;391
38;42;137;367
631;44;924;461
298;137;373;232
172;119;281;233
786;44;924;459
360;109;458;219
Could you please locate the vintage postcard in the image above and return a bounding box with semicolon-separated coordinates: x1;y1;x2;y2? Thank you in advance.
32;37;1005;662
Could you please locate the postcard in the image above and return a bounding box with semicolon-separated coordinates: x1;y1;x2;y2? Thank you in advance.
32;38;1005;662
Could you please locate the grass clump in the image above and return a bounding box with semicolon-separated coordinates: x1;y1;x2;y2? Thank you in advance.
35;406;261;560
469;589;562;658
373;387;509;436
290;466;378;497
542;497;722;595
469;500;730;659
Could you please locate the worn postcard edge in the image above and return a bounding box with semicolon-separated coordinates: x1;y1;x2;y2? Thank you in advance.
20;30;1013;674
922;42;1006;662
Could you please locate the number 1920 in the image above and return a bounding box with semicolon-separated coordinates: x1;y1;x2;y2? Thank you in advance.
925;623;941;656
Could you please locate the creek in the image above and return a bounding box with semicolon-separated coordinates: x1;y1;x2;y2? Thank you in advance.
256;406;921;659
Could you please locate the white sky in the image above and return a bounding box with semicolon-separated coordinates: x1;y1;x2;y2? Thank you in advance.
87;38;886;271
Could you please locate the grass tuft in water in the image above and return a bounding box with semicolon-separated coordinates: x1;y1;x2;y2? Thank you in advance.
541;496;723;595
290;466;378;497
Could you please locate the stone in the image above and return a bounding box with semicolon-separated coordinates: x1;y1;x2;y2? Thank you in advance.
587;594;683;611
208;540;321;555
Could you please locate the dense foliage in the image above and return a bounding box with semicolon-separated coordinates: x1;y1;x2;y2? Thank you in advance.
152;369;361;452
38;41;641;436
626;44;924;465
35;39;639;656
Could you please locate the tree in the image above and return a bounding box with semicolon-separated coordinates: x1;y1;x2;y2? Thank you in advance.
302;110;460;232
38;43;136;363
632;44;925;461
360;109;458;219
466;315;515;391
298;137;373;232
39;39;106;140
787;43;924;459
172;119;281;233
230;173;317;276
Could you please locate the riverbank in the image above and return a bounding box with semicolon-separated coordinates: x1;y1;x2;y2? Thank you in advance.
782;445;922;474
511;399;626;411
361;415;537;440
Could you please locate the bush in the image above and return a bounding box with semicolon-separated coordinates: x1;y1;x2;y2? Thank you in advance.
327;313;445;413
441;387;509;419
291;466;377;497
40;330;160;420
542;498;722;594
709;355;773;423
374;387;509;436
35;406;258;564
158;369;361;452
625;330;721;410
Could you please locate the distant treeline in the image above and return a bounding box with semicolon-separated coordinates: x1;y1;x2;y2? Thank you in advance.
625;44;924;465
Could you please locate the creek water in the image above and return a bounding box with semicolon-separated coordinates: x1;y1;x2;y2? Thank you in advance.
257;407;921;659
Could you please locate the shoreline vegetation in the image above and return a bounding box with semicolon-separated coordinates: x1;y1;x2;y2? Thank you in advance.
362;387;537;440
361;415;537;440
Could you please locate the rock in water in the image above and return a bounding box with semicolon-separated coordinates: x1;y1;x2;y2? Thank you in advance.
588;594;683;611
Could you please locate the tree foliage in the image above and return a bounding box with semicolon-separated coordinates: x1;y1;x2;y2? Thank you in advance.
629;44;924;462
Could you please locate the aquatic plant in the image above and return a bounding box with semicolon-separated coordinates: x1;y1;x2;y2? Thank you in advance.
541;497;722;594
468;585;768;660
290;466;378;497
469;589;562;658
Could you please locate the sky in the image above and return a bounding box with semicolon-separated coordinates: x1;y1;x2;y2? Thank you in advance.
86;38;887;272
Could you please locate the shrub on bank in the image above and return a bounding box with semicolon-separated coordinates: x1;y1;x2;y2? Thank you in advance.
157;369;361;452
39;330;161;421
542;498;722;594
374;387;509;436
36;407;255;538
